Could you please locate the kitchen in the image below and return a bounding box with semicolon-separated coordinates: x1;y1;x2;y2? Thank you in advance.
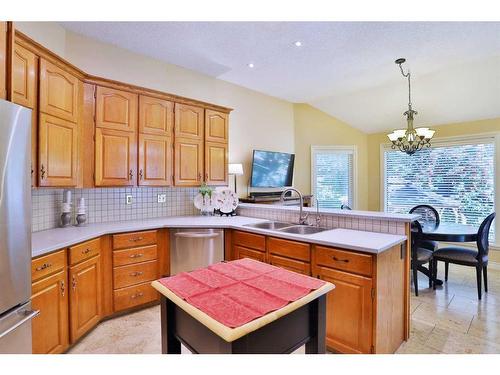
1;3;500;370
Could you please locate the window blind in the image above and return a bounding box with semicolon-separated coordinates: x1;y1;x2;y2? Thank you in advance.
384;139;495;239
312;148;354;209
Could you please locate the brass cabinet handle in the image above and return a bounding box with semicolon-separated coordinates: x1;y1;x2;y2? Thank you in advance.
129;271;144;277
129;169;133;180
332;256;349;263
72;275;77;290
35;263;52;271
40;164;46;179
139;169;143;180
60;281;65;297
197;172;201;181
130;292;144;299
129;237;144;242
82;248;91;254
205;172;208;180
129;253;144;258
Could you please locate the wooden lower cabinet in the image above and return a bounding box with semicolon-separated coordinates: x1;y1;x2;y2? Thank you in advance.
314;266;373;354
69;255;102;342
31;269;69;354
235;245;266;262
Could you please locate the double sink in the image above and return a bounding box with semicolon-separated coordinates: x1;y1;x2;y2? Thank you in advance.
243;221;329;235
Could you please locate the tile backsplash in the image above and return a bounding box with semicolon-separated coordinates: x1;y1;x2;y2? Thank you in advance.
32;187;198;232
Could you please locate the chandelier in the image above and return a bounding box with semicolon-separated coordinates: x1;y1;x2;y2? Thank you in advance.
387;58;435;155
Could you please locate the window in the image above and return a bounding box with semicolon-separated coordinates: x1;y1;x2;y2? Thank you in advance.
383;137;495;239
311;146;356;209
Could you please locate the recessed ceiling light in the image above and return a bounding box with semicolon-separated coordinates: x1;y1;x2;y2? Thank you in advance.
294;41;302;47
247;63;255;68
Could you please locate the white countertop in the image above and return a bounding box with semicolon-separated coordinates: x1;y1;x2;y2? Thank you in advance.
32;215;407;258
238;203;420;222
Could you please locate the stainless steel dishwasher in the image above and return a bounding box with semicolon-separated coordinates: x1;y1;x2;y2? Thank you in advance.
170;228;224;275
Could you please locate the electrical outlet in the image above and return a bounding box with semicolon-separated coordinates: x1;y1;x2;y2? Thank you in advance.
126;194;133;205
157;193;167;203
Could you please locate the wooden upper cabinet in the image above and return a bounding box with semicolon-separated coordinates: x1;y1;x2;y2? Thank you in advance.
139;95;173;136
138;134;172;186
39;59;79;123
31;269;69;354
174;137;203;186
205;109;228;143
205;141;227;185
174;103;204;140
0;22;7;100
95;127;136;186
96;86;138;132
69;255;102;343
39;113;78;187
11;43;37;108
317;266;373;354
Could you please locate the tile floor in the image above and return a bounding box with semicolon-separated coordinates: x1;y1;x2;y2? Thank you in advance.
69;262;500;354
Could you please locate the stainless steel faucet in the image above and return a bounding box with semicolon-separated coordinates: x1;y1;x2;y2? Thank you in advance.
315;199;322;227
280;188;309;225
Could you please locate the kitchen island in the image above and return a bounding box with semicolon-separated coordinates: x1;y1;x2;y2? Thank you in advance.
30;210;415;354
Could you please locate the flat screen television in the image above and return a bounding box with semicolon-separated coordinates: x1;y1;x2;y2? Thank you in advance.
250;150;295;188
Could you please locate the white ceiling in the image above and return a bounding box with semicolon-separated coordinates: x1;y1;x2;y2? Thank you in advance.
60;22;500;133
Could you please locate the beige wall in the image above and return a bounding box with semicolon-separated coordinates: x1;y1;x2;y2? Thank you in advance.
16;22;295;196
367;117;500;211
294;104;369;210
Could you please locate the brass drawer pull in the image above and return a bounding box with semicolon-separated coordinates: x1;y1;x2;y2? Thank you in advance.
130;292;144;299
60;281;65;297
35;263;52;271
72;275;77;290
130;271;144;277
129;253;144;258
82;248;92;254
129;237;144;242
332;256;349;263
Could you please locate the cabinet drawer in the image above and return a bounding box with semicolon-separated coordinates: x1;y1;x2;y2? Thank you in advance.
69;238;101;266
314;246;373;277
269;254;310;275
235;245;266;262
113;245;158;267
32;250;66;282
113;260;158;289
233;231;265;251
113;230;157;249
113;281;158;312
268;237;310;262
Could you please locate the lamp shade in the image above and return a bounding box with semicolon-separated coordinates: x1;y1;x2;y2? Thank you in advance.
228;163;244;175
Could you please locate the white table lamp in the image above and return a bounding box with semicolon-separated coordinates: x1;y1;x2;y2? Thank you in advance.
228;163;244;194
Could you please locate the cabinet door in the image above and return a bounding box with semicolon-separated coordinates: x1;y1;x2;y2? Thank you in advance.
205;109;228;143
174;103;204;140
139;95;173;136
96;86;138;132
268;254;310;275
31;270;69;354
11;43;37;108
138;134;172;186
205;141;227;185
235;245;266;262
317;266;373;354
39;113;78;187
174;137;203;186
0;22;7;100
95;128;136;186
39;58;79;123
69;255;102;343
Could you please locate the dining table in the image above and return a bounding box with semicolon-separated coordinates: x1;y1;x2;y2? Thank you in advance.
417;222;478;285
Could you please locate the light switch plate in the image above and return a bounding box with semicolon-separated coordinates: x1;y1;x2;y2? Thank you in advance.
157;193;167;203
126;194;133;205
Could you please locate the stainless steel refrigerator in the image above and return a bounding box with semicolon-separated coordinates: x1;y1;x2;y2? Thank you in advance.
0;99;38;354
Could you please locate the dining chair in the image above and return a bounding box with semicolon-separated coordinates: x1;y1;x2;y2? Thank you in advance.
432;212;495;300
409;205;440;252
410;220;434;296
340;204;352;210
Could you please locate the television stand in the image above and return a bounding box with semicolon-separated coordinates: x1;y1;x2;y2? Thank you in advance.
240;194;312;207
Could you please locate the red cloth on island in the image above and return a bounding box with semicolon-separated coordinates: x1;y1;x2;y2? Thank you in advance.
158;258;326;328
